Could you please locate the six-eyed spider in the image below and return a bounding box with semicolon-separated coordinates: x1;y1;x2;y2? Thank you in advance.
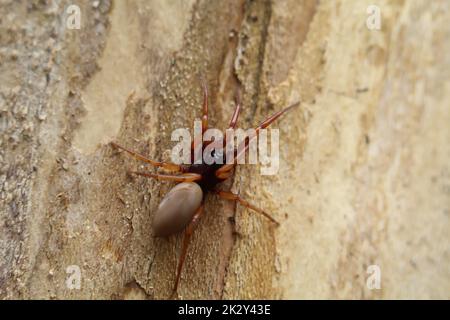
111;83;298;297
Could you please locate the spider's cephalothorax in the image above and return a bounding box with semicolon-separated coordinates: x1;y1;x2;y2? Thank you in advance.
185;162;223;191
111;83;298;298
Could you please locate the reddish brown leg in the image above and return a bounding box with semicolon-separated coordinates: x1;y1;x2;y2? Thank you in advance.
228;96;241;129
111;142;183;172
215;190;280;225
216;102;300;178
201;80;208;133
216;168;234;180
171;204;204;298
255;102;300;132
218;97;242;176
131;171;202;182
190;81;209;158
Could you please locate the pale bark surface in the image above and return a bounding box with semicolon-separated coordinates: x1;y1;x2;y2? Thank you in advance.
0;0;449;299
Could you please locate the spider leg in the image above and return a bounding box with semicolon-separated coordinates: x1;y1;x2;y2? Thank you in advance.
215;190;279;225
201;79;208;133
111;142;183;172
131;171;202;182
171;204;204;299
216;167;234;180
228;95;241;129
256;102;299;132
216;102;300;178
218;96;242;174
190;80;209;159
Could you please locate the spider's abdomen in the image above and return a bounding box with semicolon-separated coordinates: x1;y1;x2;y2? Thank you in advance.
153;182;203;237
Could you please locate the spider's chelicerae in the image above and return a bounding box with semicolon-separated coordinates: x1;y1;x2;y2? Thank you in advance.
111;83;298;297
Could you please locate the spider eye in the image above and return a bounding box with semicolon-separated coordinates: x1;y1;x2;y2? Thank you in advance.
213;148;223;160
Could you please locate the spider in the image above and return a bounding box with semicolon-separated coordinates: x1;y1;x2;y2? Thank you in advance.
111;83;298;297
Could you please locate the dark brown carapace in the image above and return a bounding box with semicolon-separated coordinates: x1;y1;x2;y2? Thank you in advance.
111;83;298;298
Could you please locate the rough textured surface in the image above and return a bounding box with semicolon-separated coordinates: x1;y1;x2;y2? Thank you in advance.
0;0;449;299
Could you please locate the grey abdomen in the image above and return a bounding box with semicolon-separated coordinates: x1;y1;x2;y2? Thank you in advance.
152;182;203;237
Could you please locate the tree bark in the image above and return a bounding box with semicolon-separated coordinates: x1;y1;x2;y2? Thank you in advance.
0;0;449;299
